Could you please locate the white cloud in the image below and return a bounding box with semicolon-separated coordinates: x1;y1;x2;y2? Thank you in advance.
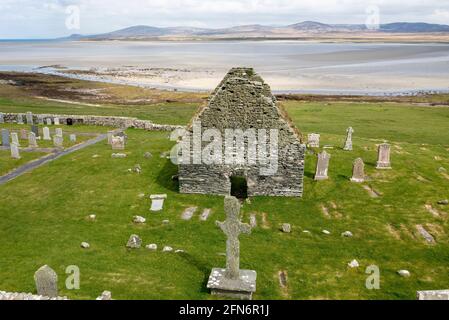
1;0;449;38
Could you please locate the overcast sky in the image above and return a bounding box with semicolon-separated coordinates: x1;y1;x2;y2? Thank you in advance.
1;0;449;38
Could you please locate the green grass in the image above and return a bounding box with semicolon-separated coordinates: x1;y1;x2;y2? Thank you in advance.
0;113;448;299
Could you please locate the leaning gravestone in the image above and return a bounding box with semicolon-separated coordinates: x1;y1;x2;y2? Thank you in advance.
1;129;10;147
314;151;330;181
376;143;392;169
150;194;167;212
34;265;58;297
343;127;354;151
17;114;24;124
11;132;20;146
53;135;63;148
10;142;20;159
26;112;33;124
350;158;365;183
43;127;51;140
20;129;28;140
207;196;256;300
307;133;320;148
28;132;38;148
0;112;4;124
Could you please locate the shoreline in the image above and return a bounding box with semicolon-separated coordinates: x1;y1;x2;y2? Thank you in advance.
1;65;449;98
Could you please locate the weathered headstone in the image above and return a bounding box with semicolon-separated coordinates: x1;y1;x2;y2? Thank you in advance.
43;127;51;140
150;194;167;212
111;136;125;150
107;131;114;145
343;127;354;151
376;143;392;169
54;118;60;125
37;116;44;125
314;151;330;181
200;209;212;221
53;135;63;148
10;142;20;159
350;158;365;183
69;134;76;142
11;132;20;146
1;129;10;147
17;114;24;124
46;118;52;126
28;132;38;148
31;125;39;137
181;207;197;220
26;112;33;124
207;196;256;300
0;112;4;124
66;118;73;126
307;133;320;148
20;129;28;140
55;128;63;137
34;265;58;297
126;234;142;249
417;290;449;300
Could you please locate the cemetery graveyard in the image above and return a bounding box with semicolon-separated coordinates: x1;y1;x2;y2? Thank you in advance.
0;71;449;300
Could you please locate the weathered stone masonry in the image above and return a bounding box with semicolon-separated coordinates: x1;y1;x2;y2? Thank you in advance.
178;68;305;197
2;113;181;131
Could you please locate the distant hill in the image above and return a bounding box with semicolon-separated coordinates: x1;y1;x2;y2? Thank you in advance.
66;21;449;41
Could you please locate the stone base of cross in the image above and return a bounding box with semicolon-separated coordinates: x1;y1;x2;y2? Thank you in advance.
206;196;257;300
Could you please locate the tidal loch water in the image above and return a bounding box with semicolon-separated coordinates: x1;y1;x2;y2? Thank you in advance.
1;40;449;94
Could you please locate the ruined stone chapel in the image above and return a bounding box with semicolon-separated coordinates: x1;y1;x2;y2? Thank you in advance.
178;67;305;197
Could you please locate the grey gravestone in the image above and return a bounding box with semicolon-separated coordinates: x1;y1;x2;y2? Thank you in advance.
38;116;44;125
111;136;125;150
200;209;212;221
0;112;4;124
10;142;20;159
17;114;24;124
350;158;365;183
150;194;167;212
31;125;39;137
43;127;51;140
417;290;449;300
107;131;114;145
28;132;38;148
54;118;60;125
34;265;58;297
55;128;63;137
207;196;256;300
376;143;392;169
126;234;142;249
314;151;330;181
181;207;197;220
46;118;52;126
53;135;63;148
343;127;354;151
69;134;76;142
1;129;10;147
307;133;320;148
20;129;28;140
11;132;20;146
26;112;33;124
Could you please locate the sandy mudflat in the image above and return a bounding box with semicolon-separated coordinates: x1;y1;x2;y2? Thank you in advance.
1;40;449;94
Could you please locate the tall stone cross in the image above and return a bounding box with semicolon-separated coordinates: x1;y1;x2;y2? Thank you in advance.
216;196;251;280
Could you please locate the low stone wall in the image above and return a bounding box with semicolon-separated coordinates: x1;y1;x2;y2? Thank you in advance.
0;290;68;300
2;113;183;132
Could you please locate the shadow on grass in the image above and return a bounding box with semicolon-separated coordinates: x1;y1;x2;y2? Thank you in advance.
177;252;212;294
156;160;179;192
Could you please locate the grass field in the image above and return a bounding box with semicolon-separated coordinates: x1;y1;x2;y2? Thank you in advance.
0;73;448;300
